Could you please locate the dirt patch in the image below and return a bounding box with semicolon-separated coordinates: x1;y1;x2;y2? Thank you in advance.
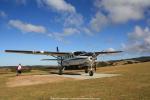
6;73;121;87
58;73;121;80
6;75;73;87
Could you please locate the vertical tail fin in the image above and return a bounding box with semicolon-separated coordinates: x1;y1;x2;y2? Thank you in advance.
56;46;61;66
56;46;59;52
56;46;64;75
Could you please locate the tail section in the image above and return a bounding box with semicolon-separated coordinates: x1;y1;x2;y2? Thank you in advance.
56;46;62;65
56;46;59;52
56;46;59;64
56;46;64;75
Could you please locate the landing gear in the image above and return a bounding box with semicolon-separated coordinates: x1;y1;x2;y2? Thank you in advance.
84;66;88;73
58;67;62;75
88;60;95;76
58;66;64;75
94;62;96;72
89;70;93;76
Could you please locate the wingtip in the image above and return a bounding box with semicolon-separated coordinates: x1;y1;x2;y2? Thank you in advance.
0;50;9;53
4;50;11;52
4;50;7;52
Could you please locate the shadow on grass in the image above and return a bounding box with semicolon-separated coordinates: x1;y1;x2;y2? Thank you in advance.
49;71;81;75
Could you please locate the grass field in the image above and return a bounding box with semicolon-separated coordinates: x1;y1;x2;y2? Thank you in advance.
0;62;150;100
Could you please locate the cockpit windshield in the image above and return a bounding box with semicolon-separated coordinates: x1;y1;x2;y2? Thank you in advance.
73;51;86;56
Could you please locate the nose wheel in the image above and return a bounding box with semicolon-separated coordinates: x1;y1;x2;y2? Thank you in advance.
88;67;94;76
88;60;96;76
89;70;93;76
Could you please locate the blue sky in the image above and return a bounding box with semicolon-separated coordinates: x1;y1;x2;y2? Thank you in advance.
0;0;150;66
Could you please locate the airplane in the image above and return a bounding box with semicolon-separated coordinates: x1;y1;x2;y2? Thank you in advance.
5;47;122;76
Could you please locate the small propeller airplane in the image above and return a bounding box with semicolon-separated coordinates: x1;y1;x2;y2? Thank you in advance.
5;47;122;76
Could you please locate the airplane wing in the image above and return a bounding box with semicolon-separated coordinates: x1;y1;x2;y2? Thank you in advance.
41;59;58;61
95;51;123;56
5;50;72;56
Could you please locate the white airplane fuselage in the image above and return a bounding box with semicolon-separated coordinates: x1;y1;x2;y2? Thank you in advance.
59;55;93;67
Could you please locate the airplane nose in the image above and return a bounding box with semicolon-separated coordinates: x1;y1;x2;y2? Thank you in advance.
88;57;97;61
88;57;93;61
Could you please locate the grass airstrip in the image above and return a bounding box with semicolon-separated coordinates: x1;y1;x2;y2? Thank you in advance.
0;62;150;100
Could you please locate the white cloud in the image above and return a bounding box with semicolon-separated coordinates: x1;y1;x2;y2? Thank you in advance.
89;12;108;32
48;32;68;43
82;27;93;36
37;0;75;13
128;26;148;39
0;10;7;18
48;32;64;42
64;13;83;27
124;25;150;53
36;0;84;40
9;20;47;33
86;0;150;34
37;0;78;26
48;27;79;42
63;27;80;35
95;0;150;23
106;48;115;52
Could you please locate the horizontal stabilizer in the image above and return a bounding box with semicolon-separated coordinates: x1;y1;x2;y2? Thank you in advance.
41;59;58;61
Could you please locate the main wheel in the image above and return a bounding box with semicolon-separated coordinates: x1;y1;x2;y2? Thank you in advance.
89;70;93;76
84;67;88;73
94;66;96;72
58;67;63;75
93;62;96;72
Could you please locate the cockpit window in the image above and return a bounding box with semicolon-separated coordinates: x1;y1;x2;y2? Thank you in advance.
73;51;86;56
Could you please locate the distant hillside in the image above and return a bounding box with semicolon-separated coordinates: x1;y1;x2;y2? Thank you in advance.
127;56;150;62
96;56;150;67
1;56;150;70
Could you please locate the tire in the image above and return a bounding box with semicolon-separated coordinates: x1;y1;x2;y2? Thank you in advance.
58;67;63;75
84;67;88;73
89;70;94;76
94;66;96;72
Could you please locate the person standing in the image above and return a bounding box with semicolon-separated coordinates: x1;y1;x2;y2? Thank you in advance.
16;64;22;76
